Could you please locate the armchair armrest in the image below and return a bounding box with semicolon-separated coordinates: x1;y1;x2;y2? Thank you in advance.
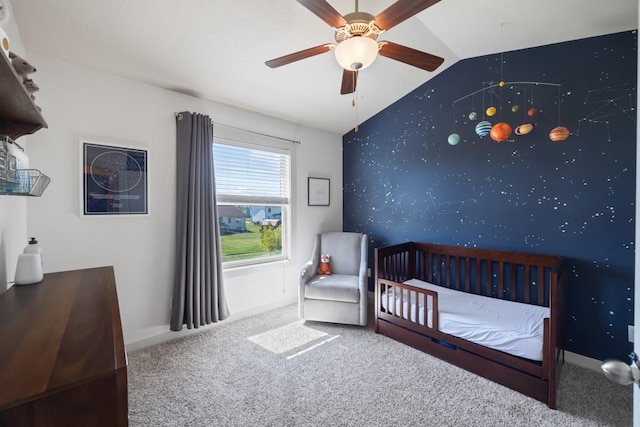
300;259;318;285
300;234;321;286
358;233;368;291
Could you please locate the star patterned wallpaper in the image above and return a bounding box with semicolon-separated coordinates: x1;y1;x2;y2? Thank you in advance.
343;31;637;361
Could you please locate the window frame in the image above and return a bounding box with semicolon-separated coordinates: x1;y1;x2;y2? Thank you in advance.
213;134;292;269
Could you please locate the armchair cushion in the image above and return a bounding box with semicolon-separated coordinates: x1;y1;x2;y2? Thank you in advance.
304;274;360;303
320;232;362;276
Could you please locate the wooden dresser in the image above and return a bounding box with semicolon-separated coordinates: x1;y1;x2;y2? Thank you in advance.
0;266;128;426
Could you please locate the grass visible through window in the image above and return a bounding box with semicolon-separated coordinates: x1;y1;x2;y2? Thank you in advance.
220;220;282;263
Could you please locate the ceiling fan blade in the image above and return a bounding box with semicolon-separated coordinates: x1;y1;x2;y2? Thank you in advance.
265;44;333;68
379;41;444;71
297;0;347;28
340;70;358;95
375;0;441;30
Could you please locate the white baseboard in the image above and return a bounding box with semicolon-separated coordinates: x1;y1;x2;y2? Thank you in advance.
564;350;602;372
125;296;297;352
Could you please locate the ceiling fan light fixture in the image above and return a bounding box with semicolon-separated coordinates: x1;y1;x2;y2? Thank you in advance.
334;36;378;71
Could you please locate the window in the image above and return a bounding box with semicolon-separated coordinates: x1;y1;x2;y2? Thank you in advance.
213;140;290;266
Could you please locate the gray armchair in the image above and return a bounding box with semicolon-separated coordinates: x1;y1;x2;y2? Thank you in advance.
299;232;368;326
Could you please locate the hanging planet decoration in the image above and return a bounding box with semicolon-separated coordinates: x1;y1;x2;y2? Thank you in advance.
452;76;565;146
447;133;461;145
514;122;535;136
475;121;492;137
490;122;512;142
549;126;570;142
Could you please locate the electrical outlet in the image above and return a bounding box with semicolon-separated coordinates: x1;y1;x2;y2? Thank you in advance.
628;325;634;343
367;268;372;278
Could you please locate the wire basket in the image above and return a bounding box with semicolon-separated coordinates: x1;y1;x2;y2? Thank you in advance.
0;169;51;196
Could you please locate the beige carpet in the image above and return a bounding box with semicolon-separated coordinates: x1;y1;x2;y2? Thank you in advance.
127;303;632;426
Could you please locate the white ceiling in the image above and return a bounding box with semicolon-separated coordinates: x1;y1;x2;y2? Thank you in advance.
10;0;639;135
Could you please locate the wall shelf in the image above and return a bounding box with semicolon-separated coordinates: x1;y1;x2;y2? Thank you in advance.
0;51;47;140
0;52;49;196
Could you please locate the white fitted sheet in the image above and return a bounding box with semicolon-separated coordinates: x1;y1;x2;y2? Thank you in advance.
380;278;549;361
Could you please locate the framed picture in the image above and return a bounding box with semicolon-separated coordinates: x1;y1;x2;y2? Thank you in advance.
81;140;148;216
308;177;330;206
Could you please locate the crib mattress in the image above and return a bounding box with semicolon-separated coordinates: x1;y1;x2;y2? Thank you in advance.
380;278;549;361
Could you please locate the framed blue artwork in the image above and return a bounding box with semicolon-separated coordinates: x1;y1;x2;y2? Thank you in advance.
81;140;148;216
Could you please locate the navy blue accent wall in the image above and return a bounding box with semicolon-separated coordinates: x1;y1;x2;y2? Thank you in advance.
343;31;637;361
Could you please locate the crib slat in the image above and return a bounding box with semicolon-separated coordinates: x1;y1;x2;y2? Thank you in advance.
386;254;390;279
398;288;404;319
486;260;492;297
390;254;395;280
443;254;448;287
474;259;481;295
393;253;397;281
431;291;439;331
524;265;531;304
537;267;544;305
445;255;451;288
391;284;395;316
465;257;471;292
434;253;438;283
383;256;388;280
511;263;517;302
424;252;428;282
391;254;396;281
388;254;398;281
383;282;388;314
408;249;415;281
409;292;420;323
497;261;504;299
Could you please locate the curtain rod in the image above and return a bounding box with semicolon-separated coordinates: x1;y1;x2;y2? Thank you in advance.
174;112;301;144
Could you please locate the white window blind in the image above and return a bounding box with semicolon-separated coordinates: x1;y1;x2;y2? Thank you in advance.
213;142;290;205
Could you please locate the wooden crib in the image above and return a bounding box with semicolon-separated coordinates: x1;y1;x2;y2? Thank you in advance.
375;241;565;408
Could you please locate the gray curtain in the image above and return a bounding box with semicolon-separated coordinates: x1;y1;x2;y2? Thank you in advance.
171;111;229;331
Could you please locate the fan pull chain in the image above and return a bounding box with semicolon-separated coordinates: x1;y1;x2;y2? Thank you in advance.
353;71;359;132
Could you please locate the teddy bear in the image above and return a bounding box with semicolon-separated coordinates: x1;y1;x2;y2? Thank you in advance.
317;254;332;275
22;78;39;94
9;52;37;81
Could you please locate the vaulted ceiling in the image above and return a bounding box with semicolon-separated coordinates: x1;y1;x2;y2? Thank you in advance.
10;0;638;135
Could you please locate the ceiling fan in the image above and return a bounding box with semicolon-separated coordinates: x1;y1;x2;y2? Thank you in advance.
265;0;445;95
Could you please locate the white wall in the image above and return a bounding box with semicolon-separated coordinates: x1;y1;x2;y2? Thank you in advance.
22;54;343;348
